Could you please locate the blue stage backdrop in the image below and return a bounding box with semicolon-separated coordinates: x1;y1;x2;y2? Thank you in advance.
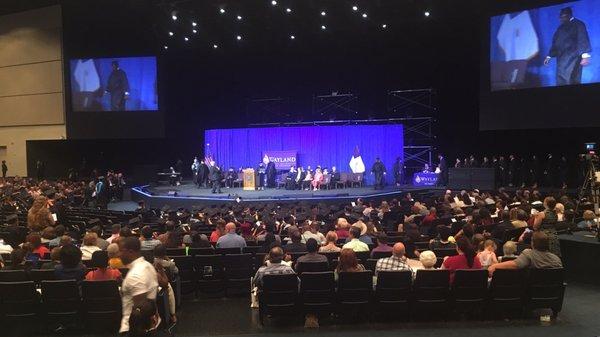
204;124;404;185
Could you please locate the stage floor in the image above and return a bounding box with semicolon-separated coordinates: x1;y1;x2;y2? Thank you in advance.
132;181;441;208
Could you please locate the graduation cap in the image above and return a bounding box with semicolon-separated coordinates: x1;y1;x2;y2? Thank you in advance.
43;189;56;198
161;205;171;213
128;217;140;227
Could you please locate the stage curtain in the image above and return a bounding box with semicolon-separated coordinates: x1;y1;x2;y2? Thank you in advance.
204;124;403;185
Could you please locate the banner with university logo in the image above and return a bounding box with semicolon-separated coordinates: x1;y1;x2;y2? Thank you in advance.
413;172;438;186
263;150;297;170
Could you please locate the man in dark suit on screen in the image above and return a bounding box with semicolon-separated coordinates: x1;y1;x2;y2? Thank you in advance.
106;61;130;110
544;7;591;86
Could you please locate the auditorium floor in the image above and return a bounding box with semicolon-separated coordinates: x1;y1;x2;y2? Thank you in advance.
33;281;600;337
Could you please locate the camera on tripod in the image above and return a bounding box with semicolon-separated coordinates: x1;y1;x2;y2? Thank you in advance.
584;142;599;161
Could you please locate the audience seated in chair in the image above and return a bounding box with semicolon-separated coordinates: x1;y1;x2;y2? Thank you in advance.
86;250;122;281
488;231;562;276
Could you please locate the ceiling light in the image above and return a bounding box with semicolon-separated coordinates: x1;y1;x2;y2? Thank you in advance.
168;31;174;36
219;8;225;14
237;15;242;20
352;5;358;11
236;35;242;40
192;29;197;34
286;8;292;13
163;45;168;50
184;37;189;41
382;24;387;29
424;11;430;17
321;25;326;30
213;44;218;49
192;21;197;27
321;11;326;16
271;0;277;6
290;35;295;39
362;13;368;18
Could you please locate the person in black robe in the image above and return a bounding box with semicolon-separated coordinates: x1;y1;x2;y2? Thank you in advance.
371;157;386;190
105;61;129;111
266;160;277;188
225;168;236;188
558;156;569;188
544;154;557;187
198;161;209;188
508;154;517;187
437;154;448;186
191;157;200;186
392;157;404;186
498;156;508;187
330;166;340;185
257;163;266;190
208;161;222;194
1;160;7;178
481;156;491;168
469;155;479;168
544;7;591;86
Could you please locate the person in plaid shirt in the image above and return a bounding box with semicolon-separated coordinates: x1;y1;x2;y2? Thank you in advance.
375;242;412;275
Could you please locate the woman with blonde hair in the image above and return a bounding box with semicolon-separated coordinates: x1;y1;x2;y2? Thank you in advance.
27;195;54;232
319;231;341;253
80;232;101;261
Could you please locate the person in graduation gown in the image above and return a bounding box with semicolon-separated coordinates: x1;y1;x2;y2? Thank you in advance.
286;166;297;190
508;154;517;187
198;160;209;188
544;7;591;86
294;167;305;190
225;168;236;188
257;162;266;191
191;157;200;187
392;157;404;186
330;166;340;185
105;61;129;111
265;157;277;188
437;154;448;186
208;161;222;194
371;158;386;190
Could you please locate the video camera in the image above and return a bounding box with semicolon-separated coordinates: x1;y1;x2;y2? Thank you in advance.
584;142;598;161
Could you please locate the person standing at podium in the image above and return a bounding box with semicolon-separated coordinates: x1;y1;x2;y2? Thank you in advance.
257;162;266;191
208;161;222;194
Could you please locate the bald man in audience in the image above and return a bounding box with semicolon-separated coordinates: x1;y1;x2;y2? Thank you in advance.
216;222;247;249
375;242;412;275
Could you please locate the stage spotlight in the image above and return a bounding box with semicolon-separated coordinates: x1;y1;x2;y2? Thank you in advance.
286;8;292;13
271;0;277;6
424;11;430;17
321;25;326;30
362;13;368;18
192;21;197;27
352;5;358;11
290;34;295;39
219;8;226;14
184;36;189;41
192;29;197;34
236;35;242;40
237;15;242;20
381;24;387;29
321;11;326;16
168;31;174;36
213;44;218;49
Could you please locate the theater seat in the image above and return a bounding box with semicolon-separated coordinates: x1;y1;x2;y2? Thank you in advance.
258;273;299;325
526;268;566;318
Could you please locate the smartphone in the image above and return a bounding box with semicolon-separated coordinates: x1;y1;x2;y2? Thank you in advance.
52;213;57;222
351;202;356;207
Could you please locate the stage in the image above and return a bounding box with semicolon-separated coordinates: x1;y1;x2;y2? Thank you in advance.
131;180;442;208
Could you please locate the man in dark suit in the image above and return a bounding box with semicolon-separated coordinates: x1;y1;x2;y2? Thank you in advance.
544;7;591;86
208;161;222;194
392;157;404;186
330;166;341;185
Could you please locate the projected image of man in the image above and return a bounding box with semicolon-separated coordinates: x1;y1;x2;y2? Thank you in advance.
544;7;592;86
106;61;130;110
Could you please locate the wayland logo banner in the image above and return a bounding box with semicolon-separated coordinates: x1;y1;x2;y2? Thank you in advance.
263;150;297;170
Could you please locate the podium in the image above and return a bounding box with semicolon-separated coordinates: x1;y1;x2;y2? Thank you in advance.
243;168;256;190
